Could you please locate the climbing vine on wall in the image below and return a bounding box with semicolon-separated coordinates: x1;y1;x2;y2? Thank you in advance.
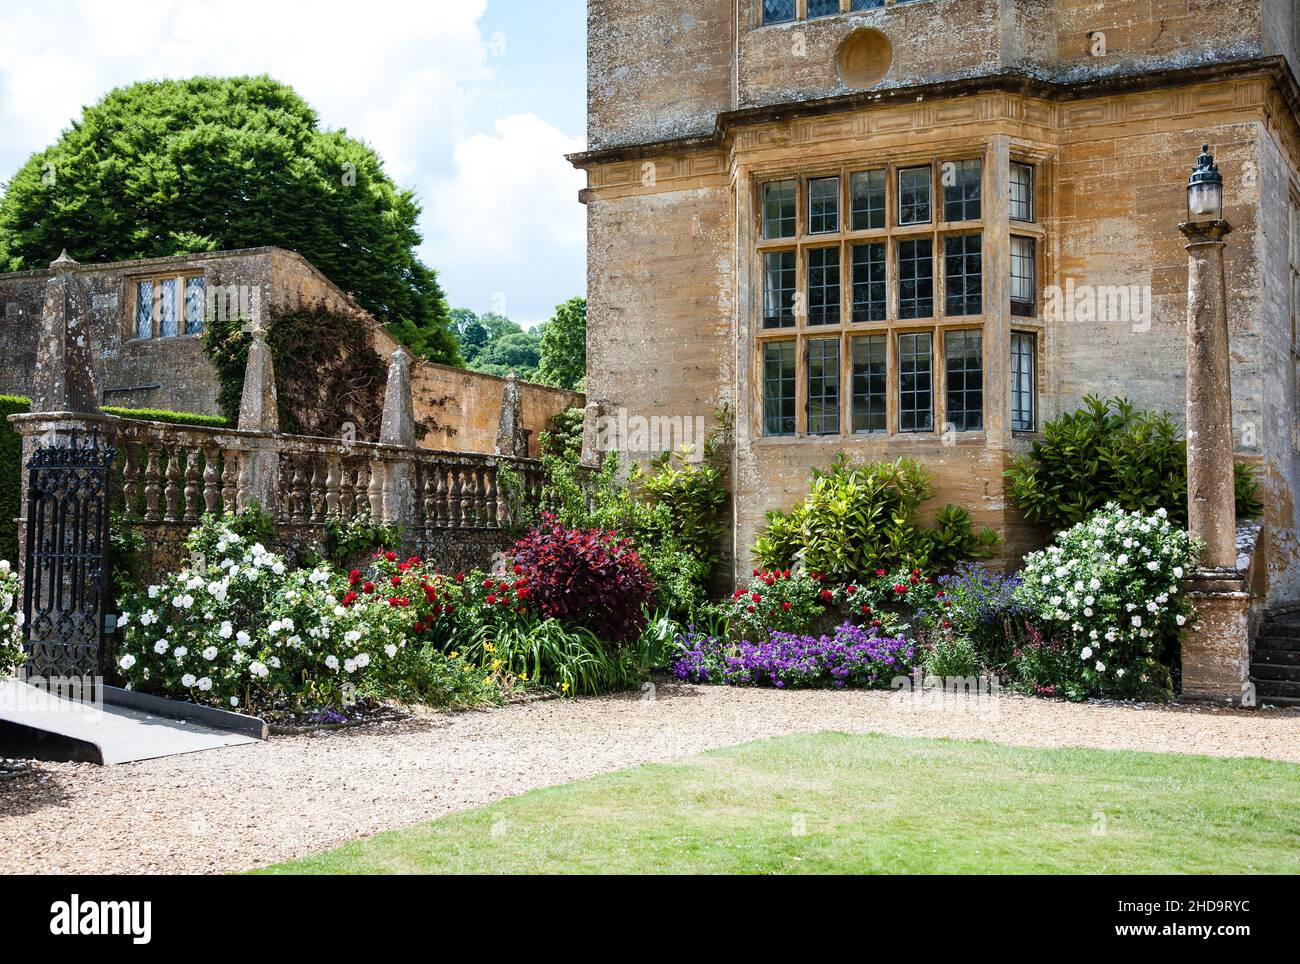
205;302;387;439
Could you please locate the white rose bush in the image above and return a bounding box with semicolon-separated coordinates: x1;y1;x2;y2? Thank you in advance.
1015;503;1198;700
0;558;23;676
115;519;408;708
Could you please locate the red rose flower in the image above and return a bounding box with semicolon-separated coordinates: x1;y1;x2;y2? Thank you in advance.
820;589;833;601
875;569;887;577
385;551;397;562
846;585;857;595
363;582;376;594
751;592;762;603
747;605;756;613
486;594;498;605
781;601;792;611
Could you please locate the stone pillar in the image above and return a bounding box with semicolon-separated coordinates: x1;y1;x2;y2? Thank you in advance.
379;347;416;530
495;371;527;457
32;250;98;414
1179;218;1236;568
579;401;603;468
236;321;280;512
1178;217;1251;702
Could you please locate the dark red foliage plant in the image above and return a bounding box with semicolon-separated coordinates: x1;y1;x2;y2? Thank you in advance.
509;512;655;643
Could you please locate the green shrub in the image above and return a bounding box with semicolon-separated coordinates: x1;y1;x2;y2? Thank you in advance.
1013;504;1198;701
753;455;998;579
318;510;401;569
103;406;231;428
921;630;980;678
1005;395;1262;531
360;646;501;709
0;395;29;566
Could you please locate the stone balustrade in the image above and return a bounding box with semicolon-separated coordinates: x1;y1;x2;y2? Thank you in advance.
9;410;548;574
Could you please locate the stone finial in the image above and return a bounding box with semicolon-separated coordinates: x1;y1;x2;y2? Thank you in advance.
50;249;79;271
379;346;416;447
237;323;279;432
495;371;527;457
579;401;603;467
31;251;98;413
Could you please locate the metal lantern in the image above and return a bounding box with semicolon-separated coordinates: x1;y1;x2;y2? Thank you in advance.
1187;143;1224;222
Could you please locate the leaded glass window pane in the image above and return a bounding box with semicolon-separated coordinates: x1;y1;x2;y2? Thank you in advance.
943;158;981;222
763;179;797;239
898;332;933;432
851;242;886;322
807;247;841;325
158;277;179;337
1011;235;1036;316
944;234;982;316
851;0;884;9
897;166;931;225
808;0;839;18
135;281;154;339
763;341;797;436
184;276;206;334
945;329;983;432
764;251;797;328
851;334;887;433
763;0;796;25
1011;332;1037;433
808;176;840;234
851;169;886;230
1010;162;1034;222
898;238;933;319
806;338;840;435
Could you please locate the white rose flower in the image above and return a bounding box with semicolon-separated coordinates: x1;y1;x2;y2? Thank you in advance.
325;655;339;670
355;653;370;668
219;621;233;639
1116;668;1126;678
181;673;197;687
249;661;269;678
1095;661;1106;672
1080;646;1093;660
272;562;286;576
197;677;213;691
230;697;239;707
384;644;398;658
1155;508;1167;519
153;639;169;654
202;646;219;661
1176;614;1187;626
1131;615;1142;628
173;646;188;658
268;656;281;669
344;658;357;674
147;585;161;599
119;653;137;670
236;631;251;646
1116;554;1129;566
1173;566;1184;579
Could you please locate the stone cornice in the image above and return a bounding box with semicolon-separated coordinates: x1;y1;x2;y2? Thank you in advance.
569;56;1300;169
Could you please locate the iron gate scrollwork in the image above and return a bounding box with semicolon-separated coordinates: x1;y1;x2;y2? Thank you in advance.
22;427;115;678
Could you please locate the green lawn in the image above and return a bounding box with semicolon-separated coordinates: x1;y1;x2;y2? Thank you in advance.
256;732;1300;874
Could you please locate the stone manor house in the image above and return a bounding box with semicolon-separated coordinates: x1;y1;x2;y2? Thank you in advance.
571;0;1300;603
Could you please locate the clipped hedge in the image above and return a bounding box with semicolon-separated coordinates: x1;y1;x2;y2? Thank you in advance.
0;395;29;565
0;396;228;564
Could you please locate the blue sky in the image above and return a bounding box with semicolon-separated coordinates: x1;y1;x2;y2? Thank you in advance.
0;0;589;326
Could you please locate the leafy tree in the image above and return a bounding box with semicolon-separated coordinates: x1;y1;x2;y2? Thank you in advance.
0;75;461;364
472;329;543;379
538;296;587;389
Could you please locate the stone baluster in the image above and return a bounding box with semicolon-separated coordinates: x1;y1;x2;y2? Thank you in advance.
483;464;499;528
325;457;342;518
221;449;239;513
202;446;221;514
368;456;385;520
182;447;201;522
121;442;140;520
236;449;255;512
461;463;478;527
434;463;448;525
163;445;182;522
446;466;463;528
143;446;162;522
290;456;308;524
309;458;325;523
353;462;370;519
422;464;438;527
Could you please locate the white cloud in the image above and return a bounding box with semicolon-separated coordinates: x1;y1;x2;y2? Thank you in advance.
0;0;586;322
424;113;585;325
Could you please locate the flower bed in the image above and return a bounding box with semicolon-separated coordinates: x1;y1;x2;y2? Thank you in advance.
672;622;915;689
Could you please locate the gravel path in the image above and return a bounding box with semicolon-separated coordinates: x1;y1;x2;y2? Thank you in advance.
3;682;1298;874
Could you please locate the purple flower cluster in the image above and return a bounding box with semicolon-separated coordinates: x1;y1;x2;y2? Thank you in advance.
671;622;915;690
935;563;1028;627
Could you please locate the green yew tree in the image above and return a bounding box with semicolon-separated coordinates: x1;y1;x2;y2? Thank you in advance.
0;75;461;364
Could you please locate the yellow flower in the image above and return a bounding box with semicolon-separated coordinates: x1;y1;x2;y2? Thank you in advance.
491;659;503;670
520;671;528;681
561;682;570;693
484;643;495;653
483;676;492;685
449;651;459;659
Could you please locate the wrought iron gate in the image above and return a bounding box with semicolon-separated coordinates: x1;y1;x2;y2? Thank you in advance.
22;428;115;678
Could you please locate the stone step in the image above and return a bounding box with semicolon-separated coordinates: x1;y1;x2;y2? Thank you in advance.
1254;694;1300;708
1260;619;1300;640
1254;634;1300;653
1252;648;1300;666
1250;677;1300;699
1250;663;1300;682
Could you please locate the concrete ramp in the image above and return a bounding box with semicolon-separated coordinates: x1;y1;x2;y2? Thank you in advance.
0;679;264;765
